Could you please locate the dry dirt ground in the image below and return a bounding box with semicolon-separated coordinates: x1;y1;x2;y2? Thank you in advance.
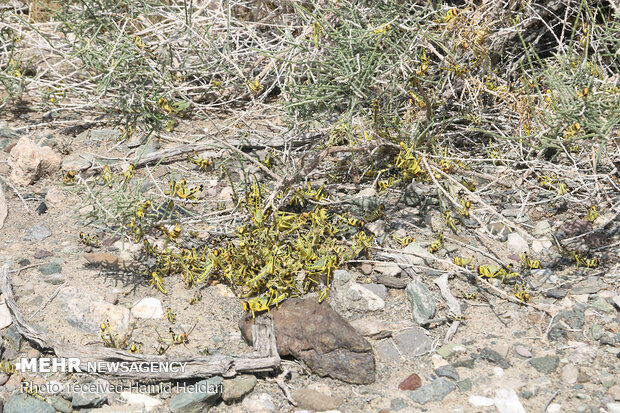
0;110;619;413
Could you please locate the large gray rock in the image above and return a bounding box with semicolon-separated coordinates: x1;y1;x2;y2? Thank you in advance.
239;298;375;384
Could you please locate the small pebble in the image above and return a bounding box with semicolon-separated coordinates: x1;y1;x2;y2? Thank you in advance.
398;373;422;391
469;395;494;407
514;345;532;358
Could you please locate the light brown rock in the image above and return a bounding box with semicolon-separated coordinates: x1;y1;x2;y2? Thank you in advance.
9;137;61;185
293;388;343;412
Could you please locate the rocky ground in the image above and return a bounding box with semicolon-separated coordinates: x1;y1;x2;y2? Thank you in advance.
0;116;619;413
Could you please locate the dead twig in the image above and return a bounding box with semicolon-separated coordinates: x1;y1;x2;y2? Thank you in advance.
434;272;462;343
541;390;560;413
272;368;297;406
1;178;30;213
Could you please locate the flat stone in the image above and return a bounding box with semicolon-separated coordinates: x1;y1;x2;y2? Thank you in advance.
222;375;257;402
494;388;526;413
529;356;559;374
567;344;599;365
239;298;375;384
591;324;605;340
545;288;567;299
393;327;432;357
492;343;509;358
390;397;409;411
61;154;92;171
488;222;510;241
514;345;532;358
360;263;373;275
572;282;601;295
532;238;553;253
502;208;528;218
590;298;614;313
479;347;510;369
534;221;552;236
131;297;163;319
350;317;409;339
403;183;427;207
375;274;408;289
38;261;62;275
293;388;343;412
24;223;51;241
561;364;579;384
431;353;448;368
452;358;476;369
407;378;456;405
376;339;401;363
242;393;276;413
402;242;434;266
169;377;223;413
507;233;529;254
469;395;495;407
375;262;401;277
333;269;353;286
365;220;385;238
457;378;472;392
90;128;119;141
406;279;436;325
600;372;616;387
398;373;422;391
436;343;466;360
360;283;387;301
0;126;19;139
42;273;66;285
601;335;616;346
434;365;459;381
335;280;385;312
